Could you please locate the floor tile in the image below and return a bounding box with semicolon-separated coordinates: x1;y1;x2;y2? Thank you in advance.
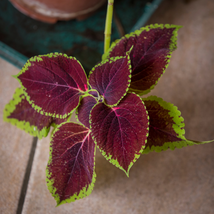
0;58;34;214
21;0;214;213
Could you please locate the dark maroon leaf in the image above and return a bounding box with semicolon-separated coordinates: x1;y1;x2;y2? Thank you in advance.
4;88;69;139
16;53;88;118
88;90;99;98
142;96;185;153
90;93;149;175
77;95;97;128
8;96;52;130
46;122;96;206
89;55;131;106
52;115;70;126
104;24;181;95
4;88;52;139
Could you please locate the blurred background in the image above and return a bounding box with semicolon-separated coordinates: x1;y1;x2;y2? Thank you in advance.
0;0;214;213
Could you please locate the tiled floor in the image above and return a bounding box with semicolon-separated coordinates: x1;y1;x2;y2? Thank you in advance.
0;59;33;214
1;0;214;213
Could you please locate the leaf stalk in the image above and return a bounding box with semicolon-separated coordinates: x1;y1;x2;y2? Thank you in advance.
104;0;114;53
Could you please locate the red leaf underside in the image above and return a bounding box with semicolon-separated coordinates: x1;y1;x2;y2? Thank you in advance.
47;122;95;204
17;54;88;117
90;93;149;173
89;56;131;106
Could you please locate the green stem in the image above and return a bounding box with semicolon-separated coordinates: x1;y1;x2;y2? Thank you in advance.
104;0;114;54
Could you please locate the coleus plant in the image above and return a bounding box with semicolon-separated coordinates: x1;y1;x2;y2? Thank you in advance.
3;0;213;207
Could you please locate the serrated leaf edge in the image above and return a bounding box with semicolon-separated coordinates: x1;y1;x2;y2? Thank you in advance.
142;95;187;154
89;55;132;107
89;93;149;176
130;24;182;95
14;52;87;119
105;52;133;108
103;24;182;60
103;24;182;96
3;87;50;139
51;114;72;130
46;121;96;206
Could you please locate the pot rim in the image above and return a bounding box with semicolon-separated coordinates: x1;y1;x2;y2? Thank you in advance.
9;0;107;23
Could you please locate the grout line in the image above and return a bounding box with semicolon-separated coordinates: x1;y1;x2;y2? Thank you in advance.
16;137;38;214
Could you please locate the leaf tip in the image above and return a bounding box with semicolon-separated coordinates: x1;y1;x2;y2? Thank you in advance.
12;74;18;79
125;170;130;178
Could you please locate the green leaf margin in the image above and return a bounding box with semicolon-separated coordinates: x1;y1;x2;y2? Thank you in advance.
102;24;182;96
142;96;213;154
14;52;87;119
3;87;50;139
89;93;149;177
88;54;132;107
46;121;97;206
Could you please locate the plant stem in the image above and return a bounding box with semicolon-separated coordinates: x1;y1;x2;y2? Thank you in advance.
104;0;114;54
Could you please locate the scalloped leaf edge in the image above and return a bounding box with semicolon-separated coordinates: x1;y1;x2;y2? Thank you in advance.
142;138;214;154
103;24;182;96
88;54;132;107
14;52;87;119
141;96;214;154
103;24;182;61
90;93;149;176
46;122;96;206
3;87;50;139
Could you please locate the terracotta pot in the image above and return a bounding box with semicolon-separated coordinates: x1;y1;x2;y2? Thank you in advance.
9;0;107;23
